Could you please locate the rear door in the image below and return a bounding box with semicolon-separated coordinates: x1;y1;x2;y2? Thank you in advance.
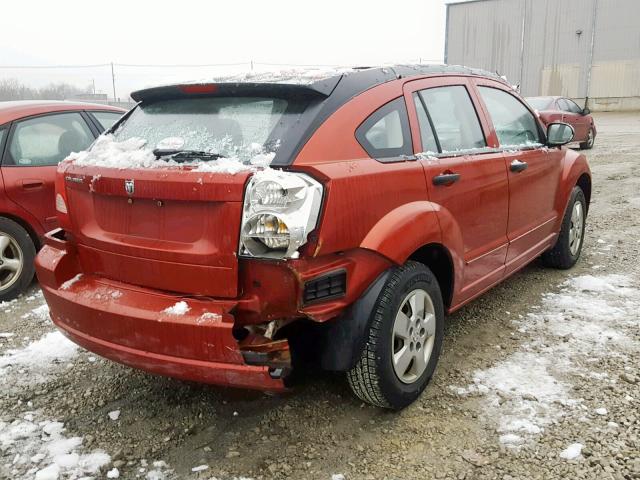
404;77;509;301
1;111;96;233
474;80;563;274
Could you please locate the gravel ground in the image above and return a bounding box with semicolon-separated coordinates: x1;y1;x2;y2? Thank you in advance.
1;112;639;480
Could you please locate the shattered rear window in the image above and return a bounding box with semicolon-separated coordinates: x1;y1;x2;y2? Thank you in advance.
113;96;304;164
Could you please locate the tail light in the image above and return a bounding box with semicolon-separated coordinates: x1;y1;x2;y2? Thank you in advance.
55;161;73;231
240;170;323;259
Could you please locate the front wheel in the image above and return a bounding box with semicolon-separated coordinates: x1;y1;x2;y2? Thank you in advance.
541;186;587;269
347;261;444;409
579;128;595;150
0;217;36;302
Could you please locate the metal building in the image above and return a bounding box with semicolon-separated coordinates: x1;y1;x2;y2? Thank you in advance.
445;0;640;110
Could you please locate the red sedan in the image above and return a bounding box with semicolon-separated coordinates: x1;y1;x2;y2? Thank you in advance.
526;96;596;149
0;101;124;300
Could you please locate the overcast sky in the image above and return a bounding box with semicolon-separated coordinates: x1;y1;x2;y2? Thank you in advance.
0;0;462;99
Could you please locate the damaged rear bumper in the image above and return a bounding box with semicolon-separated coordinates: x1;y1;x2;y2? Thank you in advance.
35;229;288;391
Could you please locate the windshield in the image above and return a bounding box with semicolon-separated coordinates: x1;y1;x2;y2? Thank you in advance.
113;96;306;164
526;97;554;111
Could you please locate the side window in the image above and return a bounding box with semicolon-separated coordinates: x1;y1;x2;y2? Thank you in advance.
0;128;6;151
419;85;486;152
557;98;571;112
356;97;413;159
91;111;123;131
478;87;542;146
8;113;94;167
413;93;438;153
566;100;582;114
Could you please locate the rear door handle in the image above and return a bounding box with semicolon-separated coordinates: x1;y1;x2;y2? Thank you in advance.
510;160;528;173
21;180;44;189
432;173;461;186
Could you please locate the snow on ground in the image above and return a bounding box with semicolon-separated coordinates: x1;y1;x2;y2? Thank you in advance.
451;274;639;448
0;331;77;388
0;413;110;479
0;411;173;480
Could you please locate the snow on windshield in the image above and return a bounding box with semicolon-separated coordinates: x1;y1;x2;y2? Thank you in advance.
68;134;273;174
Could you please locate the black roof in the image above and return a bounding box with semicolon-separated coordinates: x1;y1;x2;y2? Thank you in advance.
130;64;508;104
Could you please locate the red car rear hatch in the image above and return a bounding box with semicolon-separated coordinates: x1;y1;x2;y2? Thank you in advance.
62;165;250;298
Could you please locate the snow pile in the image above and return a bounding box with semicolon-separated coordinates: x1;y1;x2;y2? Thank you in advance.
162;301;190;316
30;304;51;321
0;414;110;479
559;443;583;460
67;134;272;174
197;312;222;324
0;331;77;384
451;274;639;448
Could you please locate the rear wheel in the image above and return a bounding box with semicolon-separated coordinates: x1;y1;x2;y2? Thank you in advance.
541;186;586;269
0;218;36;302
580;128;595;150
347;261;444;409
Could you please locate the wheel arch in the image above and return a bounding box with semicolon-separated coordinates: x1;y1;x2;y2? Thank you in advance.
408;243;455;310
576;172;592;213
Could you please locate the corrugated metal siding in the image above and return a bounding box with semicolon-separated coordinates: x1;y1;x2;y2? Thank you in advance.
446;0;640;102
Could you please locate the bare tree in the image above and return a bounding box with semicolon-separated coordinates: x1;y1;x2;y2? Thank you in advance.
0;78;92;101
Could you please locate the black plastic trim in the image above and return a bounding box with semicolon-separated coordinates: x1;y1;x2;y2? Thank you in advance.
303;269;347;305
320;269;391;371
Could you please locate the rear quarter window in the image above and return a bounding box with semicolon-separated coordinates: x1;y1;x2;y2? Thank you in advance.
355;97;413;160
91;111;124;131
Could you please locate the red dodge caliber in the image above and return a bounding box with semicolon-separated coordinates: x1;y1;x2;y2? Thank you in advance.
36;66;591;409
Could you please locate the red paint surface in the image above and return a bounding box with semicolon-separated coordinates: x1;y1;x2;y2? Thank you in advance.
36;73;591;390
0;102;125;242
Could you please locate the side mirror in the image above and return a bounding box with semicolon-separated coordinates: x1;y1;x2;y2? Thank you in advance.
582;107;590;115
546;122;575;146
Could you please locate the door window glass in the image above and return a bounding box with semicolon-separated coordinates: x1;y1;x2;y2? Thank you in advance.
8;113;94;166
478;87;542;146
91;111;123;131
565;99;583;114
413;93;438;153
557;98;572;112
355;97;413;159
418;86;486;152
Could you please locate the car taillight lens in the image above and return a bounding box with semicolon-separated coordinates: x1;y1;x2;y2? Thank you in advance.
55;194;67;214
240;170;322;259
55;163;73;231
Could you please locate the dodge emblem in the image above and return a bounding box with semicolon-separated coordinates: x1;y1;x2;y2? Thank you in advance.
124;179;135;196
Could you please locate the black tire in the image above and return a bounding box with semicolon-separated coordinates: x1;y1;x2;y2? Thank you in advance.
541;186;587;269
0;217;36;302
579;128;595;150
347;261;444;410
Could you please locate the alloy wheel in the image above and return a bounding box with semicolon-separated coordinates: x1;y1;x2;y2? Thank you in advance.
391;289;436;384
569;201;584;256
0;233;23;291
